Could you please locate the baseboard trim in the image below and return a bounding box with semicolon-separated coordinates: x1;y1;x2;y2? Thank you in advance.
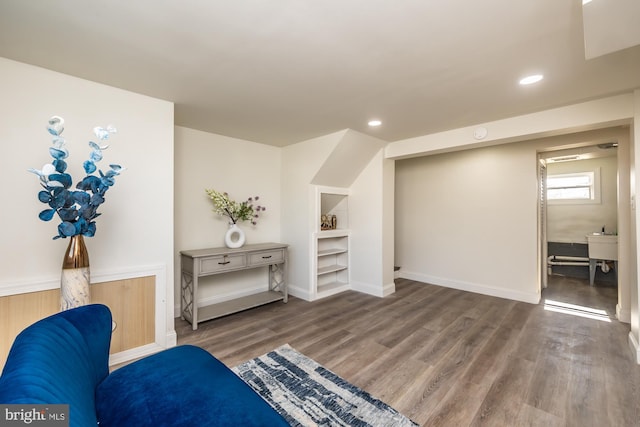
166;330;177;348
288;281;396;302
382;281;396;297
617;303;631;323
350;280;396;297
287;284;312;302
109;329;176;368
628;331;640;364
398;270;540;304
109;342;164;367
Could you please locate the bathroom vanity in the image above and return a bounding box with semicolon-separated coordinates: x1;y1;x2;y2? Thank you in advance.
586;233;618;286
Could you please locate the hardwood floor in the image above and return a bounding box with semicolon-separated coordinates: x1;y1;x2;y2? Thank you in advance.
176;276;640;426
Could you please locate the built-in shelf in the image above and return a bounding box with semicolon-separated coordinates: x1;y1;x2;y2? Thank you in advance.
319;189;349;233
318;228;351;237
318;247;348;257
315;230;349;298
317;281;349;294
317;264;348;275
312;187;350;300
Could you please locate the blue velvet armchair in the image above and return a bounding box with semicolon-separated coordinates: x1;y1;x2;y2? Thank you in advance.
0;304;288;426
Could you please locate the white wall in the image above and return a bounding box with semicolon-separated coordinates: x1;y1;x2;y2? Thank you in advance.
0;58;175;345
281;129;392;300
390;93;639;362
281;132;342;299
547;156;618;243
395;143;540;303
394;127;631;303
617;130;632;323
350;150;395;296
387;94;634;159
174;126;281;313
631;89;640;361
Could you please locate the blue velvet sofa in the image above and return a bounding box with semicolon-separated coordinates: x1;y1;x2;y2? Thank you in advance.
0;304;289;427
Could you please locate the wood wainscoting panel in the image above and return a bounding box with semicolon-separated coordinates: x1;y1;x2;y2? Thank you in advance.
0;290;59;368
91;276;156;353
0;275;155;369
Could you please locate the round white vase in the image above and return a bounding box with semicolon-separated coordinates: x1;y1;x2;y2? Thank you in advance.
225;223;246;248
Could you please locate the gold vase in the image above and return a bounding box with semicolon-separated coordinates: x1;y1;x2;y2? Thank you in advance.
60;234;90;311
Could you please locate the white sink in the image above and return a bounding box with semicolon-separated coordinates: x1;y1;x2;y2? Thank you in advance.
586;234;618;260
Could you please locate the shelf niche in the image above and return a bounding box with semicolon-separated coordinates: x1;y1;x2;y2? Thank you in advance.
313;187;350;299
319;191;348;232
317;233;349;295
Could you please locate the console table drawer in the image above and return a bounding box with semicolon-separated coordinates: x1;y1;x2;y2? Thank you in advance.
248;249;285;266
200;254;246;274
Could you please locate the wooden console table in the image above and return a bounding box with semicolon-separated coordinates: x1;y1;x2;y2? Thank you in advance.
180;242;288;330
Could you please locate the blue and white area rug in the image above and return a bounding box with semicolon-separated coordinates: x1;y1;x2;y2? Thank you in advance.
232;344;418;427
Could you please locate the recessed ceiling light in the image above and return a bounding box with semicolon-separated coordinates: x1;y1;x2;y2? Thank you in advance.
368;120;382;127
519;74;544;85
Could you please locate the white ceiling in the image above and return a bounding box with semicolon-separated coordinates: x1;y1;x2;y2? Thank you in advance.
582;0;640;59
1;0;639;147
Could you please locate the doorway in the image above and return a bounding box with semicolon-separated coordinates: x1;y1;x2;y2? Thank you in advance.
538;136;630;323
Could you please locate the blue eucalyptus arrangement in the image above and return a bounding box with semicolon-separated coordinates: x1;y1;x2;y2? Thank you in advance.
28;116;124;239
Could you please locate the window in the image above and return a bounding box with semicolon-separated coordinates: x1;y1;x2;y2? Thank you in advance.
547;169;600;204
